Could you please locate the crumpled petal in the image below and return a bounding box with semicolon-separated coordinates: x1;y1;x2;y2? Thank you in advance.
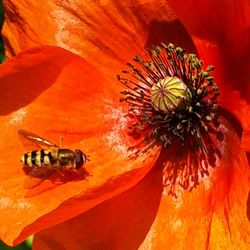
0;46;160;245
2;0;197;71
32;116;250;250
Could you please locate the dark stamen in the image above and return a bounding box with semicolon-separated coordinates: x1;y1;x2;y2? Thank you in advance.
118;43;221;195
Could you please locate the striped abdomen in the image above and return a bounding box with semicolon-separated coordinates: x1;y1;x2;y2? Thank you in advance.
21;149;57;167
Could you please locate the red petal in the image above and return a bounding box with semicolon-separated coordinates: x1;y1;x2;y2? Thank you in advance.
242;126;250;152
0;47;159;245
168;0;250;126
32;116;250;249
168;0;250;78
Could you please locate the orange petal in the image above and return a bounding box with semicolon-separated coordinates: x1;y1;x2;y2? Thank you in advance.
4;1;250;128
0;46;160;245
140;116;250;249
32;116;250;249
3;0;197;71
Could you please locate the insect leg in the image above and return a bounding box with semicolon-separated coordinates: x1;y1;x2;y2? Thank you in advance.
59;136;64;148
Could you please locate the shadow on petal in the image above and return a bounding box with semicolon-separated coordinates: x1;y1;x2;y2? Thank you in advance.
246;153;250;223
246;152;250;167
247;190;250;222
218;108;242;138
0;47;74;115
146;19;197;54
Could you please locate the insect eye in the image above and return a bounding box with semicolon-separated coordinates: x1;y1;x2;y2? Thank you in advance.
75;149;84;169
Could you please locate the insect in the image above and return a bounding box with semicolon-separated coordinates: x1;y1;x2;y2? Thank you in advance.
18;129;88;177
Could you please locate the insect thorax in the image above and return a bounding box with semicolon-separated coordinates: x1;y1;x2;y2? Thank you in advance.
57;148;76;166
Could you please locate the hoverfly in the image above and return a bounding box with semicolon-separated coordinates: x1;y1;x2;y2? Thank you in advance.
18;129;88;188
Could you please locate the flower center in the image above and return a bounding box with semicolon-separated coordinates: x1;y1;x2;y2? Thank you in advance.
118;43;221;194
150;76;191;113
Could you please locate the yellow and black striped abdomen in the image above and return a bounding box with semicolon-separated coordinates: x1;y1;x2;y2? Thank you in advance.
21;149;58;167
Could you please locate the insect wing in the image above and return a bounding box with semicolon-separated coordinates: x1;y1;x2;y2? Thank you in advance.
23;165;55;189
18;129;59;149
23;166;61;197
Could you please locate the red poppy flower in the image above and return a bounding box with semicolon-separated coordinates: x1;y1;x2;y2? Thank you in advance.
1;0;250;249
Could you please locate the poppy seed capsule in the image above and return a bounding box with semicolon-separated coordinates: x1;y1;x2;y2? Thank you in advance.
150;76;191;113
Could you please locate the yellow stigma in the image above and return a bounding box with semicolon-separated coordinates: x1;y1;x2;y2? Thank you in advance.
150;76;191;113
